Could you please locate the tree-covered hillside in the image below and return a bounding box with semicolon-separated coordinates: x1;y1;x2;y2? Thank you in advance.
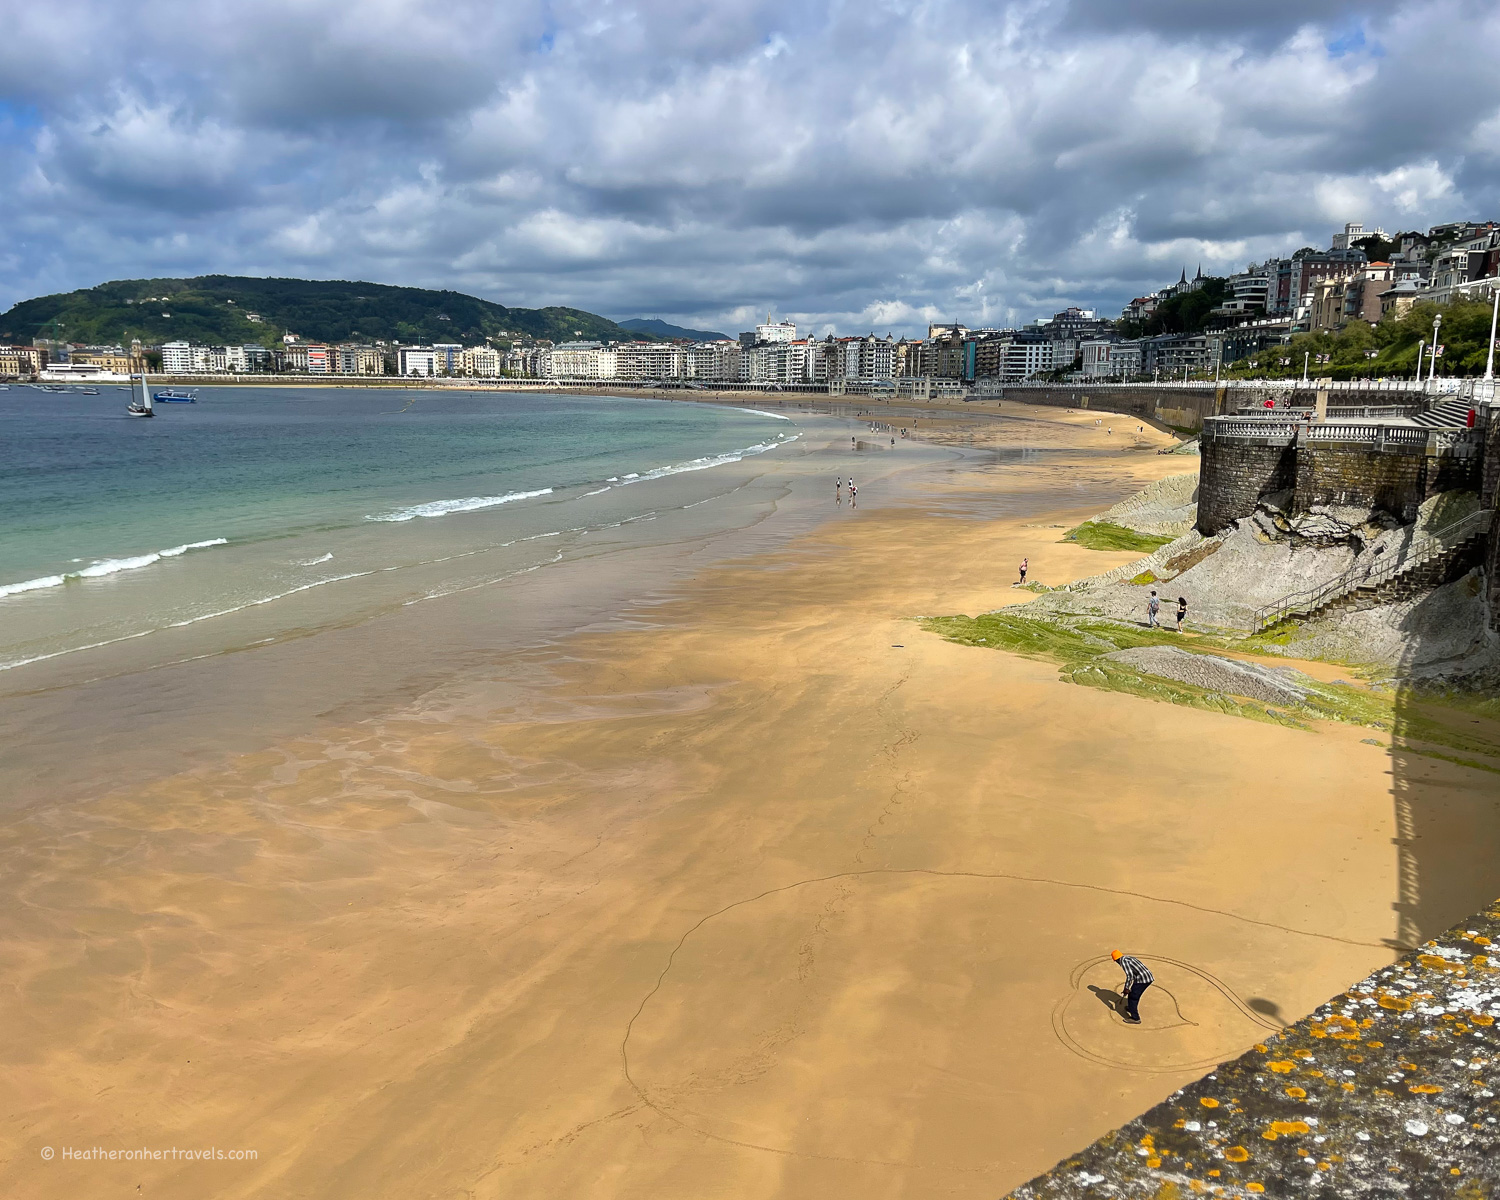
0;276;652;348
1226;297;1499;380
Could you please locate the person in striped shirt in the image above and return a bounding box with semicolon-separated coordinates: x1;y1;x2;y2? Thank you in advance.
1111;950;1154;1024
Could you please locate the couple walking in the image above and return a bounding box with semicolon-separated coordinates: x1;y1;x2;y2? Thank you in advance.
1146;589;1187;632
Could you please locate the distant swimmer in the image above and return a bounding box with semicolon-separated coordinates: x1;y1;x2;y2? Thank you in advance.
1018;557;1028;585
1111;950;1154;1024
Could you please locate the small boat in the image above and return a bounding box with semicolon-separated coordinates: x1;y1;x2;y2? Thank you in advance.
153;387;198;403
127;374;155;418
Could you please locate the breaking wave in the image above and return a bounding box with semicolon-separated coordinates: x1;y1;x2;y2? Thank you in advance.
366;488;554;522
0;538;229;600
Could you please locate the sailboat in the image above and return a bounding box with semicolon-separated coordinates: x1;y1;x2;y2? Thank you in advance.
126;373;154;418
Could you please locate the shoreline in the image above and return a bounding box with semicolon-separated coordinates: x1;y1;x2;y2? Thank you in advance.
6;402;1498;1199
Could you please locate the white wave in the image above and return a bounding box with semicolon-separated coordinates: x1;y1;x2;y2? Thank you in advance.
0;570;373;673
614;436;794;487
168;571;376;627
733;406;792;420
582;486;612;497
367;488;553;522
0;538;228;600
298;552;334;566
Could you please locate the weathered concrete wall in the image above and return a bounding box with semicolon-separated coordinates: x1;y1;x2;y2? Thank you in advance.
1003;899;1500;1200
1006;386;1227;432
999;385;1426;433
1196;434;1296;534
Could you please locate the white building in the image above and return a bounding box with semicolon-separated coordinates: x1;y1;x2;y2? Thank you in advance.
160;341;193;373
615;343;685;381
1331;221;1385;251
1080;339;1142;379
399;347;438;376
544;342;618;380
755;318;797;344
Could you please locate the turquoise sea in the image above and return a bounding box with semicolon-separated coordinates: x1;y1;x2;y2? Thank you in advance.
0;386;798;680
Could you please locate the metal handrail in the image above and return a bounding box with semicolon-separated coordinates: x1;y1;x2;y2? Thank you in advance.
1251;509;1493;632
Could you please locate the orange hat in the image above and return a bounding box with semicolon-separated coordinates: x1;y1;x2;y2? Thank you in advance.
1111;950;1123;961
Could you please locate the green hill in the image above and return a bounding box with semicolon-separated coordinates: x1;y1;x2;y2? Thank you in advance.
0;275;654;348
618;317;731;341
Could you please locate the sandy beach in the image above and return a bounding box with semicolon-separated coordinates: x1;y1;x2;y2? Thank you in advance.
6;400;1500;1199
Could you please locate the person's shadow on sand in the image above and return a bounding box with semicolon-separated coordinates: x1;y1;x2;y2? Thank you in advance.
1087;984;1127;1016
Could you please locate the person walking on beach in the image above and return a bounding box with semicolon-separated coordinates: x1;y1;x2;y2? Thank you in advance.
835;476;843;505
849;480;857;508
1176;596;1187;632
1146;589;1160;628
1112;950;1154;1023
1018;557;1028;585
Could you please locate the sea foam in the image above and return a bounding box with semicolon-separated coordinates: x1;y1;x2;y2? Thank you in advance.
367;488;554;522
614;435;795;486
0;538;228;600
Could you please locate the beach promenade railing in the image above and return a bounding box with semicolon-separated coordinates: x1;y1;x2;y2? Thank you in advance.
1203;418;1476;450
1251;508;1494;633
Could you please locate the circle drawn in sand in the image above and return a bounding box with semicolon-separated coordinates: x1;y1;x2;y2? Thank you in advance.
1051;955;1284;1074
621;870;1304;1169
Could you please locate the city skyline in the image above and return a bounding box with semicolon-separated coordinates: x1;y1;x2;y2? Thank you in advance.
4;1;1500;335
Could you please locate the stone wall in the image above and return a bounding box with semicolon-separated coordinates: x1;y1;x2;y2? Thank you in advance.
1196;434;1296;534
1197;428;1484;536
1294;442;1428;523
1484;416;1500;630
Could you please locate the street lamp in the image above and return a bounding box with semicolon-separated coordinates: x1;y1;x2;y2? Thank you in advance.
1428;313;1443;389
1485;288;1499;382
1416;340;1425;384
1303;351;1309;383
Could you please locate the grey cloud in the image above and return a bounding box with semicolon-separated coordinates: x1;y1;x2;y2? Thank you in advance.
2;0;1499;335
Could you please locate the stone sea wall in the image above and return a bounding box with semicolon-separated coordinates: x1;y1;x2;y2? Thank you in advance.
1196;427;1484;535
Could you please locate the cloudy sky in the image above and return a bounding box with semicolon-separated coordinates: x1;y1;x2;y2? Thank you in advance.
2;0;1498;336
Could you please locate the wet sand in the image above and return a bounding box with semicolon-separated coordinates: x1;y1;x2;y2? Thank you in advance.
6;406;1500;1199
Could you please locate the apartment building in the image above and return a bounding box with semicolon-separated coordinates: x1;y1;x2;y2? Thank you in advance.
683;341;741;381
614;342;685;380
460;345;501;377
544;343;618;379
337;345;387;375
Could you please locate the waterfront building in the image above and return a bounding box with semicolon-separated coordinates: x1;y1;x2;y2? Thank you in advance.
336;345;387;375
684;341;741;381
543;342;617;380
398;347;438;377
615;342;685;380
460;345;501;377
160;341;193;373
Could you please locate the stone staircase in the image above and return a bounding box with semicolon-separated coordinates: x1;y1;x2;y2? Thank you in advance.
1412;399;1473;428
1252;508;1493;633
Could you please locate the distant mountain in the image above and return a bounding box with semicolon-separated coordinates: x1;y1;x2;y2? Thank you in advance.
0;276;656;348
618;317;731;342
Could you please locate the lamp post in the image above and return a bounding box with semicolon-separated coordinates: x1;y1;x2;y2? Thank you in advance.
1303;351;1309;383
1416;340;1425;384
1485;287;1499;382
1428;313;1443;390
